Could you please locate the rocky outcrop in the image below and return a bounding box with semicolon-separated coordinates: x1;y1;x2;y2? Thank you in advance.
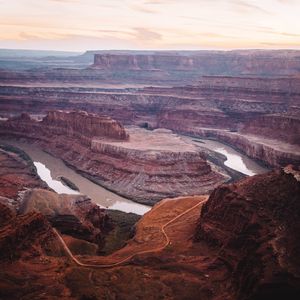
20;188;110;246
194;169;300;299
2;110;128;147
0;202;16;227
0;209;61;261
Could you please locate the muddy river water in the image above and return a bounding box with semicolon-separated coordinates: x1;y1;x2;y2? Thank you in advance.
190;138;268;176
4;137;268;215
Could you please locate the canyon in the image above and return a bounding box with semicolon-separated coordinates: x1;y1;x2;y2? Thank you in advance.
1;49;300;299
0;74;299;167
0;111;228;205
1;142;299;299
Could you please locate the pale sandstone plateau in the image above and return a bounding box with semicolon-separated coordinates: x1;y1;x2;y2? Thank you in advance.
0;50;300;300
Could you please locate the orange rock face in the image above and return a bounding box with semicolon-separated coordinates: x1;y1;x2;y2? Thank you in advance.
43;110;129;141
194;169;300;299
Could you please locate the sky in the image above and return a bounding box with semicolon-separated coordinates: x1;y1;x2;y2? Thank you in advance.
0;0;299;52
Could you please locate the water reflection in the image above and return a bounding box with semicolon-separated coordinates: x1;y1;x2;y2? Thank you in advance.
192;139;268;175
213;147;256;176
34;162;80;194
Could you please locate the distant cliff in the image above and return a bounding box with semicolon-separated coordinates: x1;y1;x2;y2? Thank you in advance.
92;51;300;76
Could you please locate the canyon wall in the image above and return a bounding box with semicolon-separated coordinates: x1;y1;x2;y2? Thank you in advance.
1;50;300;86
0;76;299;167
241;114;300;145
92;51;300;76
194;168;300;299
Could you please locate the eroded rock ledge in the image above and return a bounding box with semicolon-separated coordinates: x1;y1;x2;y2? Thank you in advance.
0;111;228;205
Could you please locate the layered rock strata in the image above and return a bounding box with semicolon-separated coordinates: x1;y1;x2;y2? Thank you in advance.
0;75;299;167
194;169;300;299
92;50;300;76
0;112;228;204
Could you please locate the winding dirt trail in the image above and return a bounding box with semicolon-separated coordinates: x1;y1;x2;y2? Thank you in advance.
53;198;206;268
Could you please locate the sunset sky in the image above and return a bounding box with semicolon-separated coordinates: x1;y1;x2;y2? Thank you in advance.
0;0;299;51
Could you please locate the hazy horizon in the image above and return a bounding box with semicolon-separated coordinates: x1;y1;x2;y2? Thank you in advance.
1;0;299;52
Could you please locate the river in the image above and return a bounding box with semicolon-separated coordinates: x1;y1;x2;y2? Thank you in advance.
3;137;268;215
189;138;268;175
3;141;151;215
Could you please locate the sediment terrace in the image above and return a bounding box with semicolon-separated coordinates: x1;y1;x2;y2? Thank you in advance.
0;111;228;205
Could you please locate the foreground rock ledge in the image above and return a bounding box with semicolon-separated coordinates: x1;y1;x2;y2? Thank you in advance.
194;167;300;300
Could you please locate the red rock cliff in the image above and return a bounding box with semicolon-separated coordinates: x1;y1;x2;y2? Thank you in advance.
43;110;129;141
194;169;300;299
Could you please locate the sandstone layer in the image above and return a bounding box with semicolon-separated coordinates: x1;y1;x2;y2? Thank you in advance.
0;112;228;204
194;168;300;299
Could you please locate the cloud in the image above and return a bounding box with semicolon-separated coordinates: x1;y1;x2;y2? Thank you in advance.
48;0;80;3
132;27;162;40
19;32;65;40
257;28;300;38
130;4;158;14
0;33;139;51
277;0;296;4
261;41;300;47
230;0;272;15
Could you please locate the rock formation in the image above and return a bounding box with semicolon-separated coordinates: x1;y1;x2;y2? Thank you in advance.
0;114;227;204
43;110;129;141
194;169;300;299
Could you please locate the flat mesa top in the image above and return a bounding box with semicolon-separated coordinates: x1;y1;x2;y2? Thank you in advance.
94;126;198;153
